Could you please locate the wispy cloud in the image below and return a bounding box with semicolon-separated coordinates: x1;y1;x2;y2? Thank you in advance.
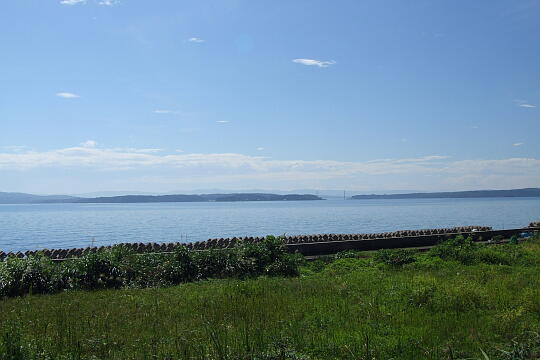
60;0;86;5
80;140;97;148
56;92;80;99
153;110;174;114
257;147;265;151
188;37;205;43
513;143;524;146
1;145;539;192
514;100;536;108
98;0;119;5
216;120;229;123
292;59;336;68
3;146;28;153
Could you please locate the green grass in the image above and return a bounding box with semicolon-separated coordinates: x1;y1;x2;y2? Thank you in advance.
1;235;540;359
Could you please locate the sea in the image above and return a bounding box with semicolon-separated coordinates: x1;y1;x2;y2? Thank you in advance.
1;197;539;253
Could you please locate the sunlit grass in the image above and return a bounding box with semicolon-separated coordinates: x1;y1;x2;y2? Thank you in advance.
1;234;539;359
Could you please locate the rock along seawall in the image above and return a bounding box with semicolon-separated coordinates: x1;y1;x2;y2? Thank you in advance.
1;222;539;261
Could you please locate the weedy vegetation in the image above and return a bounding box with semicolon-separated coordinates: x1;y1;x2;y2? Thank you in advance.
0;233;539;359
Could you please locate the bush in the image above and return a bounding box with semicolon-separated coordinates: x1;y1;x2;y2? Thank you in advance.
374;248;416;267
435;283;489;312
510;235;519;245
407;281;437;308
322;258;372;276
63;251;126;290
156;246;198;285
0;255;62;297
0;236;302;298
335;250;361;259
475;246;512;265
428;235;479;265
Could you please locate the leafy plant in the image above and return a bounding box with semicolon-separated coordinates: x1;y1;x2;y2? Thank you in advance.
0;236;302;298
428;235;479;264
374;248;416;267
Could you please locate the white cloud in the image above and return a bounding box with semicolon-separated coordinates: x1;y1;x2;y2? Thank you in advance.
3;145;28;153
98;0;119;6
1;144;539;192
117;148;162;154
513;143;524;146
56;92;80;99
153;110;173;114
514;100;536;108
216;120;229;123
60;0;86;5
80;140;97;148
188;37;205;43
292;59;336;68
257;147;265;151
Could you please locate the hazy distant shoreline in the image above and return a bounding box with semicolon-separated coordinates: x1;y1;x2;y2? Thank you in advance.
350;188;540;200
1;188;539;204
0;192;323;204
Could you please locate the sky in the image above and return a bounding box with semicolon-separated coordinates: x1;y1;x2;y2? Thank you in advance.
0;0;539;194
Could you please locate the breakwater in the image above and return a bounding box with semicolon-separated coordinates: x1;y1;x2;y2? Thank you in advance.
2;222;539;261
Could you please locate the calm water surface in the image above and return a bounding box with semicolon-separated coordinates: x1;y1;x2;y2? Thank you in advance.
1;198;539;252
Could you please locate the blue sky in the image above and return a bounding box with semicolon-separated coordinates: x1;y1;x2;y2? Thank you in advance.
0;0;539;194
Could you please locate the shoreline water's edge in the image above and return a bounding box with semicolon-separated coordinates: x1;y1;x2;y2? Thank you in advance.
3;222;538;261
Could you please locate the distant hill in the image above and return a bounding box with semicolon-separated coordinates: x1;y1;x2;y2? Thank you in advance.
0;192;323;204
0;192;77;204
74;193;322;203
202;193;322;202
350;188;540;200
75;194;206;203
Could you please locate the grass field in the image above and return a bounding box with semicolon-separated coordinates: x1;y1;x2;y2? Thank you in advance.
1;235;540;360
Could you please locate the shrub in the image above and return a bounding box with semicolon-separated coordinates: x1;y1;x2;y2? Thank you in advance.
510;235;519;245
194;248;239;279
0;236;302;298
335;250;361;259
403;254;450;271
374;248;416;267
428;235;479;264
265;253;302;277
323;258;372;275
434;283;489;312
475;246;512;265
63;251;126;290
156;246;198;285
0;255;62;297
408;281;437;308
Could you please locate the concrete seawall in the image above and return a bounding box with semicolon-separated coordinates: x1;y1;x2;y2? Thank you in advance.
1;222;538;261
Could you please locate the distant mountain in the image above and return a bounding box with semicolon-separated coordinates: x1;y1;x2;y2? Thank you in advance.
0;192;323;204
71;191;158;198
75;194;205;203
74;193;322;203
66;193;323;203
201;193;322;202
350;188;540;200
0;192;77;204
